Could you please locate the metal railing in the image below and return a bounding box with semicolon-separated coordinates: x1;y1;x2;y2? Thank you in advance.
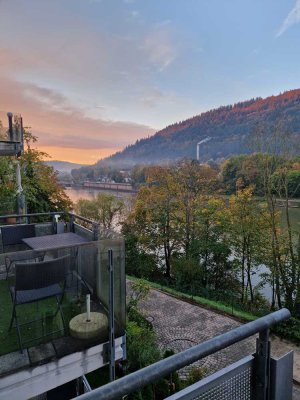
0;211;100;236
0;211;64;223
77;309;291;400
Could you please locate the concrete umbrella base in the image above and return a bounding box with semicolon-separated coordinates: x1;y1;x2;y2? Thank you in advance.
69;312;108;340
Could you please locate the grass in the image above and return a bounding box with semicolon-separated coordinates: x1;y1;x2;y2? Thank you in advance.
0;279;81;355
126;275;257;323
280;206;300;230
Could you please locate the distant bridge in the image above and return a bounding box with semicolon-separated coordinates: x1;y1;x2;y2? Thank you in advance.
83;181;137;193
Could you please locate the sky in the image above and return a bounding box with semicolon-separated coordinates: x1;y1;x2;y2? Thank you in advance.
0;0;300;164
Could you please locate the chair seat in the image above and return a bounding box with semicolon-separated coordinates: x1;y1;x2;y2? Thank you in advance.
10;284;63;305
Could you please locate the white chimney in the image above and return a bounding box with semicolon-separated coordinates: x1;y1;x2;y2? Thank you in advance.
197;137;212;161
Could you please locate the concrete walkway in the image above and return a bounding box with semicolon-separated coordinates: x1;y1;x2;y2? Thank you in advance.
137;287;300;398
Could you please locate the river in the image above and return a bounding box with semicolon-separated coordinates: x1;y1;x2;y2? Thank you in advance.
65;186;135;204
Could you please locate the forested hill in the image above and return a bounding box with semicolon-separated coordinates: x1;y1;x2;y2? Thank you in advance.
45;160;87;173
101;89;300;168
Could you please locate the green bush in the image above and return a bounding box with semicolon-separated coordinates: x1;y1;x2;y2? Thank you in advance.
271;317;300;344
185;366;208;386
172;258;203;294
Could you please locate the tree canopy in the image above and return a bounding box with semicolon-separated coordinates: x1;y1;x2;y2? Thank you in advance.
0;127;72;215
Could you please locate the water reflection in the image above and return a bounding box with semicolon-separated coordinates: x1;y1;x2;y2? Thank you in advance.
65;187;135;204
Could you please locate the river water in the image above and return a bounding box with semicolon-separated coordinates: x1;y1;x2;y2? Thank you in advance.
65;186;135;203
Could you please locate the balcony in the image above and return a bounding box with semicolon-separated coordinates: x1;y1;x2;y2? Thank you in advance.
0;212;126;399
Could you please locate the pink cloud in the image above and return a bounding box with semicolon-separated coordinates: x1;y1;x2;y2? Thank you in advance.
0;48;155;160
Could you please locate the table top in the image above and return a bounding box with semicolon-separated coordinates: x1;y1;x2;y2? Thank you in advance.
22;232;90;251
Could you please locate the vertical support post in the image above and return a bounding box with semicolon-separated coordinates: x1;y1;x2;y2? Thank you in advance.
19;116;24;156
108;249;115;382
15;160;25;222
255;329;271;400
69;214;75;232
122;334;127;362
7;112;13;141
52;214;57;234
93;223;99;241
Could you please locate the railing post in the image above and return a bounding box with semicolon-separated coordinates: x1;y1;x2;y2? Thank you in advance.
52;214;56;234
69;214;75;232
108;249;115;382
93;223;99;241
255;328;271;400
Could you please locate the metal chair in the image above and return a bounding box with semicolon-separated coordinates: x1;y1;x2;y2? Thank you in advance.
1;224;35;253
5;250;44;279
9;255;70;352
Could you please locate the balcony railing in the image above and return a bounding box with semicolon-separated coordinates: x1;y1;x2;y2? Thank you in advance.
77;308;292;400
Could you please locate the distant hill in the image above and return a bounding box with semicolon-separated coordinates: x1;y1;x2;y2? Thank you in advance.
94;89;300;168
45;160;87;173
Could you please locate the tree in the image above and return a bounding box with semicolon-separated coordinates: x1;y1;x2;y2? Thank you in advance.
130;167;181;277
175;160;218;259
0;127;72;214
221;155;247;194
75;192;124;230
0;157;16;214
228;187;269;303
195;197;231;290
127;162;230;285
122;221;157;279
250;123;300;312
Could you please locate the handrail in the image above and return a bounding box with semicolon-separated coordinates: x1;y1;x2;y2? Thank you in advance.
0;212;99;226
0;211;64;220
77;308;290;400
69;212;99;226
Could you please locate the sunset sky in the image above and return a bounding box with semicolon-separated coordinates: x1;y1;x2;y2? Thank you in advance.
1;0;300;164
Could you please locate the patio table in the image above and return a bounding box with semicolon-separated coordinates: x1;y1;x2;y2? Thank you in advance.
22;232;89;251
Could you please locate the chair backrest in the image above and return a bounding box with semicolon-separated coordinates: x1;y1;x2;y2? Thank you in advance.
6;250;42;265
15;255;70;291
1;224;35;246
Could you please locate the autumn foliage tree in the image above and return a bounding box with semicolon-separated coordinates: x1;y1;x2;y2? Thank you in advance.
0;127;72;214
75;192;124;230
125;163;226;282
228;187;269;304
130;166;181;277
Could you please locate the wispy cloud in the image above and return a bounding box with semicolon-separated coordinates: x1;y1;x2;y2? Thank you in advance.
0;77;154;148
276;0;300;37
142;29;177;71
139;87;164;108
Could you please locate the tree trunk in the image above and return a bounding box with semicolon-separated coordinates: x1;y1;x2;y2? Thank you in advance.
241;238;246;303
164;242;171;278
246;238;254;303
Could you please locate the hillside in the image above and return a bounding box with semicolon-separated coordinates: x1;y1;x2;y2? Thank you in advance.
44;160;87;173
92;89;300;169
